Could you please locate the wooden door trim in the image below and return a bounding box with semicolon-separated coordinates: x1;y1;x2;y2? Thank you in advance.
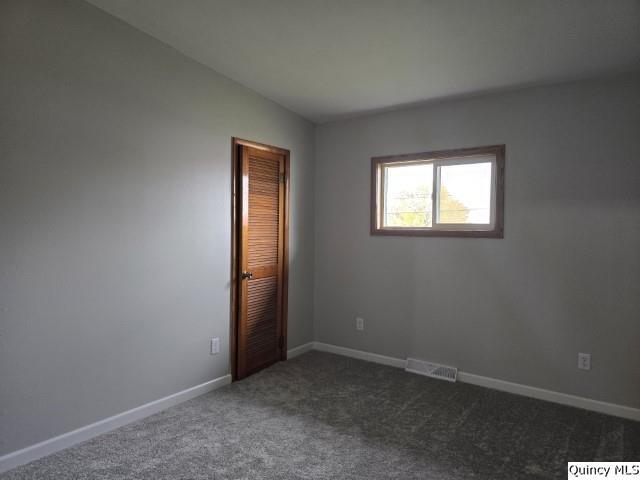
230;137;290;381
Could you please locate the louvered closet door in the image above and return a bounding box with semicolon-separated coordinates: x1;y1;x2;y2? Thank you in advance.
237;145;286;379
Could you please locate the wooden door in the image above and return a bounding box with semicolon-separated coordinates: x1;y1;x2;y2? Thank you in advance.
233;140;289;380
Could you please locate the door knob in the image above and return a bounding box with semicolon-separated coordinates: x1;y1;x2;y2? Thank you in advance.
241;271;253;280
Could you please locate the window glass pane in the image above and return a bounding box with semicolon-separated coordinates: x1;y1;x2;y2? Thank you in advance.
384;163;433;227
438;162;492;224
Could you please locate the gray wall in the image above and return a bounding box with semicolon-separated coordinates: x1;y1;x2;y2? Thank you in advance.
315;72;640;409
0;0;315;454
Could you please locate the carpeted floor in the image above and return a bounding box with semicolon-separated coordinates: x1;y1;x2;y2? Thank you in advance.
2;351;638;479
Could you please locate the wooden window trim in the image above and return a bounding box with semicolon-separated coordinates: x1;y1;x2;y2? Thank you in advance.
370;145;505;238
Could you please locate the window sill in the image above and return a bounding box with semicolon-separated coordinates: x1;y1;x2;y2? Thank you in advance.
370;227;504;238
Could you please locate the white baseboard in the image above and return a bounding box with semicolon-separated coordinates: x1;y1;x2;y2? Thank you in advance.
310;342;640;422
4;344;637;474
313;342;406;368
457;371;640;421
0;374;231;474
287;341;314;359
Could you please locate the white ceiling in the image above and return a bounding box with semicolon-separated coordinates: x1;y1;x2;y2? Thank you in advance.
87;0;639;123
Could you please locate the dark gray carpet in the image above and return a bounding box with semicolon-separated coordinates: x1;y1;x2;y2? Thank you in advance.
2;351;638;479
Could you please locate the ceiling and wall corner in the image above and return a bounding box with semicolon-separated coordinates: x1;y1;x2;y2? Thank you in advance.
86;0;640;123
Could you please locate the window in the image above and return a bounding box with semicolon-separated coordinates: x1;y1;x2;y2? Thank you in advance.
371;145;504;237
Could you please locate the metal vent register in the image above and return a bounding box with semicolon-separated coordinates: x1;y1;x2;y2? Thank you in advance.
405;358;458;382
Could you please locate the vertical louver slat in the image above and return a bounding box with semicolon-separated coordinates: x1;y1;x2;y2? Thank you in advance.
246;154;280;370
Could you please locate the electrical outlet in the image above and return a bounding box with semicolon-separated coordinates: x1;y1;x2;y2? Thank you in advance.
578;352;591;370
210;337;220;355
356;317;364;331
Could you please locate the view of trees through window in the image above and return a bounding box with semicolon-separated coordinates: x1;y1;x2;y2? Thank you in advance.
384;163;433;227
439;162;491;224
383;160;491;227
384;184;469;227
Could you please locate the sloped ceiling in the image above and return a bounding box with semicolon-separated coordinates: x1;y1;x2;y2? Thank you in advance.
87;0;640;122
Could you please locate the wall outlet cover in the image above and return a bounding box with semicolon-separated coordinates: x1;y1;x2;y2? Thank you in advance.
211;337;220;355
578;352;591;370
356;317;364;331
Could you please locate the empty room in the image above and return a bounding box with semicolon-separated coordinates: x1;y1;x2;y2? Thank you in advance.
1;0;639;479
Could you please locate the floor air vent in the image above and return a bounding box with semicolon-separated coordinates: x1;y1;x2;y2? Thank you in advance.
405;358;458;382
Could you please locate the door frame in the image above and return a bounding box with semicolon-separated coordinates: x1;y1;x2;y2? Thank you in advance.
230;137;290;381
